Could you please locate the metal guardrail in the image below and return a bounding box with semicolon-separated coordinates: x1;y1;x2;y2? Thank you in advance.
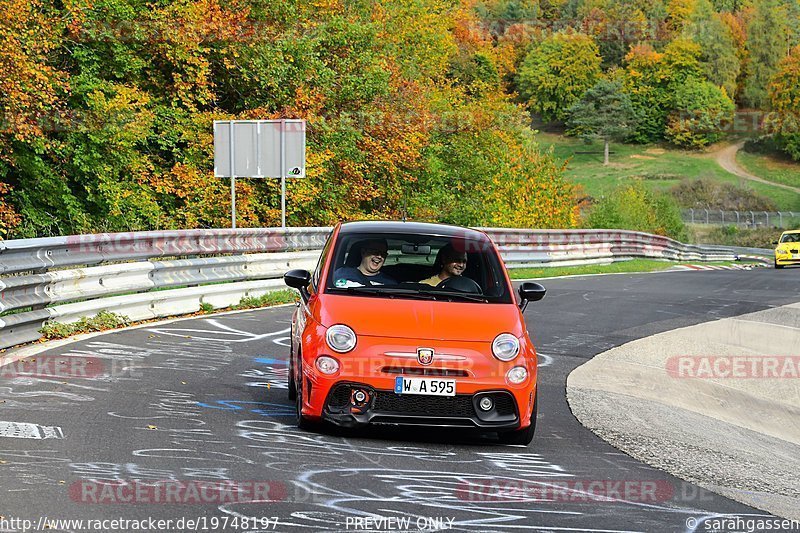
682;209;800;228
0;227;740;351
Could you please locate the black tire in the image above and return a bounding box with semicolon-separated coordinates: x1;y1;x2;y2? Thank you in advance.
775;259;784;269
294;363;313;430
499;391;537;445
287;356;297;401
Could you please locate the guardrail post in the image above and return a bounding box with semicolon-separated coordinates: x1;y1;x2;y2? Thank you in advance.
749;211;754;228
690;208;694;224
779;212;783;227
764;211;769;227
736;211;740;225
720;209;724;224
705;209;709;224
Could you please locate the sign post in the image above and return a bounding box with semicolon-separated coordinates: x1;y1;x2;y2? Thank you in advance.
213;119;306;228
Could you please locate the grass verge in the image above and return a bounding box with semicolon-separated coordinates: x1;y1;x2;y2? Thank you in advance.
736;151;800;191
535;132;800;211
40;310;131;340
508;259;746;279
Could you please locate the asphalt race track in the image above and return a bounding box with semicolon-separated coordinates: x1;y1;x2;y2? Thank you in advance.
1;269;798;532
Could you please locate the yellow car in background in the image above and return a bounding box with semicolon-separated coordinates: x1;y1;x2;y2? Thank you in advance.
774;230;800;269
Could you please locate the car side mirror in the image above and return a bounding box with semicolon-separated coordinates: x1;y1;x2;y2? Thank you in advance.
284;269;312;301
772;241;779;245
518;282;546;312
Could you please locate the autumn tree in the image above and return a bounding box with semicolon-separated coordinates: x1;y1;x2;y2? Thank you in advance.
517;31;602;122
666;0;698;33
1;0;580;237
666;79;735;148
743;0;788;108
578;0;650;68
767;45;800;160
566;79;637;164
622;39;703;143
687;0;741;99
0;182;21;237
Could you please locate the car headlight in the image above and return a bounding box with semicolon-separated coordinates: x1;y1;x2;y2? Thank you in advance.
492;333;520;361
506;366;528;384
315;356;340;375
326;324;357;353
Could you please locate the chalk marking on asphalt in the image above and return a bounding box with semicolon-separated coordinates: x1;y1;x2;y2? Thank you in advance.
537;353;554;368
145;321;290;343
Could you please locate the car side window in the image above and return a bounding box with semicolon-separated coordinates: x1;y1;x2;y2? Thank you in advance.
311;232;334;291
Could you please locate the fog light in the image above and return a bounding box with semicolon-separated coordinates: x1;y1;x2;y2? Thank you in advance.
506;366;528;384
478;397;494;411
315;356;340;375
350;388;372;414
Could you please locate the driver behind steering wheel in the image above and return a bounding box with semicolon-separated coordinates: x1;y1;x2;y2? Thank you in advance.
420;243;468;287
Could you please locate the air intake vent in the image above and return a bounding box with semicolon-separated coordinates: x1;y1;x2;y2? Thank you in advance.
381;367;469;377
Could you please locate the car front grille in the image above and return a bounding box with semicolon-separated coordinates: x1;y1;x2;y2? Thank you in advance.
381;367;469;377
373;391;476;418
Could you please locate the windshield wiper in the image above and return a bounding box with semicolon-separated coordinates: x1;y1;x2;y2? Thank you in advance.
333;286;439;300
417;290;489;303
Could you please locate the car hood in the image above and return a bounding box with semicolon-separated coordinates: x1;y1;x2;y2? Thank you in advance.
317;294;524;342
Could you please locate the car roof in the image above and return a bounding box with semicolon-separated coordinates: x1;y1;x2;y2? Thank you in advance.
782;229;800;234
338;221;490;240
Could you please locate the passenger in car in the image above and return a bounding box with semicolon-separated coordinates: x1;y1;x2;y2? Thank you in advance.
420;244;468;287
333;239;397;287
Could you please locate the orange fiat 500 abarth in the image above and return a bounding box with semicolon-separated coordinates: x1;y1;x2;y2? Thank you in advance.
283;221;545;444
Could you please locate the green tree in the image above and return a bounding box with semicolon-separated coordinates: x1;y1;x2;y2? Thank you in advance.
577;0;651;69
665;78;735;148
566;79;637;165
767;45;800;160
586;183;688;241
686;0;740;99
517;31;602;122
743;0;788;109
622;39;703;143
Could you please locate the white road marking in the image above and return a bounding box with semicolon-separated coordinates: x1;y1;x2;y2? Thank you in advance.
0;421;64;440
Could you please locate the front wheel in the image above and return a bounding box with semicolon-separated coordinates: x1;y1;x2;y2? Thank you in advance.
287;355;297;401
294;363;313;430
774;259;784;269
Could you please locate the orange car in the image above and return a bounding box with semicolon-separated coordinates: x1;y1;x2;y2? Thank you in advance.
283;221;545;444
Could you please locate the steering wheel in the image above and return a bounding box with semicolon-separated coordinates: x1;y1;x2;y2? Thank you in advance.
438;275;483;294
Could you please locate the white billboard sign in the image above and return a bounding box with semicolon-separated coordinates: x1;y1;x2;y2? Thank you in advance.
214;119;306;178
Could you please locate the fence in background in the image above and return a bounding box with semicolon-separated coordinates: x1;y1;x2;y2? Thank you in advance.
0;227;744;351
682;209;800;228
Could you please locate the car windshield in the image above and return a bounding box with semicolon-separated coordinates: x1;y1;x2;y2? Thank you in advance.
324;232;512;303
780;234;799;243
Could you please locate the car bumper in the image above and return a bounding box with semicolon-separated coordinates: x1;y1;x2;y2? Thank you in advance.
776;256;800;266
312;379;534;431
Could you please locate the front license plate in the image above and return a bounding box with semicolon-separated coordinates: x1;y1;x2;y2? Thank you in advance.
394;377;456;396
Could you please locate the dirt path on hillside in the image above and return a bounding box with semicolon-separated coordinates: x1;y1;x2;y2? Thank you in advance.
713;141;800;194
